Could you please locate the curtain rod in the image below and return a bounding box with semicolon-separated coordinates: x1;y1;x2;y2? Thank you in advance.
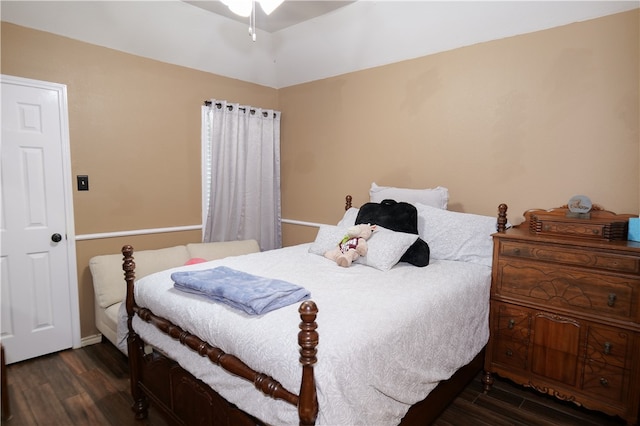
203;100;277;118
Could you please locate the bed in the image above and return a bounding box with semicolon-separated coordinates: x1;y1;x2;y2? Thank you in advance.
122;188;509;425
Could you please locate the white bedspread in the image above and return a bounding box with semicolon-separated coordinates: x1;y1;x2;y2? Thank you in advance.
129;243;491;426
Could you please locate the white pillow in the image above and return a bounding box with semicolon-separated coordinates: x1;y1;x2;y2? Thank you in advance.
309;225;417;271
369;182;449;209
355;226;418;271
415;203;497;267
337;207;359;227
308;225;348;256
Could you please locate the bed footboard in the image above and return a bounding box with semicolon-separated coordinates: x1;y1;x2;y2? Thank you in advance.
122;245;319;426
122;247;148;420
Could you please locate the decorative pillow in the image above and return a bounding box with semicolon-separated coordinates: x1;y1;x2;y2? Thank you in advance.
415;203;498;267
309;225;349;256
369;182;449;210
355;226;418;271
355;200;430;267
308;225;418;271
337;207;359;227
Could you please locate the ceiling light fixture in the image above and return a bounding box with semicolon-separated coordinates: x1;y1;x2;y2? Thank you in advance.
220;0;285;41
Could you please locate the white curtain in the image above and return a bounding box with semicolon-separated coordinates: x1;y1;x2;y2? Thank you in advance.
202;100;282;251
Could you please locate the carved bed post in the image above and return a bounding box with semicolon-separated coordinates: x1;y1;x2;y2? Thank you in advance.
122;245;149;419
497;204;508;232
485;203;508;392
298;301;319;426
345;195;352;211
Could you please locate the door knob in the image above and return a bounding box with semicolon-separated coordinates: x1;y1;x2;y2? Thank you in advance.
51;233;62;243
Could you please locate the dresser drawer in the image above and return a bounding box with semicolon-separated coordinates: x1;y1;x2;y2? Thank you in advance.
495;261;637;321
494;304;531;340
530;216;628;241
585;325;632;369
492;336;529;369
499;241;640;275
582;360;626;403
490;304;531;370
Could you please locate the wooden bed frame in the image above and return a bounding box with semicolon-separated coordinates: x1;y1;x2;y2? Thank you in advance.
122;200;509;426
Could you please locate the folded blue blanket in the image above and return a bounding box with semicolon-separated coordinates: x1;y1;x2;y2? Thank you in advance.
171;266;310;315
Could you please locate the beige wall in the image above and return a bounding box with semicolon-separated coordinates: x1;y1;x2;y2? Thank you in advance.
1;23;278;339
280;10;640;246
1;9;638;340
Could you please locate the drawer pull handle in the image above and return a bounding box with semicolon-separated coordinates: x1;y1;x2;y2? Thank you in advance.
513;248;520;255
607;293;617;307
604;342;612;355
593;229;600;235
599;378;609;387
508;319;515;329
506;349;513;357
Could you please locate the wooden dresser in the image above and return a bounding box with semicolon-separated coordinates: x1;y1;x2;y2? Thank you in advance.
483;207;640;425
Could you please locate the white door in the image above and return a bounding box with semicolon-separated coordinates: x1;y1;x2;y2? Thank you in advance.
1;75;80;364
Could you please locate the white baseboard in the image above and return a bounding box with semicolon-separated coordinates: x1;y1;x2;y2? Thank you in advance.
81;334;103;347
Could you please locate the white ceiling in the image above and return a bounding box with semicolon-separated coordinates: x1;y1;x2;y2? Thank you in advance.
1;1;638;89
184;1;356;32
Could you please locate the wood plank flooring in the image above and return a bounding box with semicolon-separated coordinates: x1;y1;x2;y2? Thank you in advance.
432;372;626;426
0;340;628;426
1;341;168;426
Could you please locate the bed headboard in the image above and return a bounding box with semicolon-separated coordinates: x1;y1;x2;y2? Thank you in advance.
344;195;508;233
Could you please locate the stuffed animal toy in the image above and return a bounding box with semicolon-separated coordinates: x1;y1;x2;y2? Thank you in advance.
324;224;376;267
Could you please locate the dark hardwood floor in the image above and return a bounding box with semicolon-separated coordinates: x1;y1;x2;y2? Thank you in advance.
432;372;626;426
0;340;628;426
1;341;169;426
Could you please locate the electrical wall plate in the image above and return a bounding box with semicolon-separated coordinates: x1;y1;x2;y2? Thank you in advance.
77;175;89;191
